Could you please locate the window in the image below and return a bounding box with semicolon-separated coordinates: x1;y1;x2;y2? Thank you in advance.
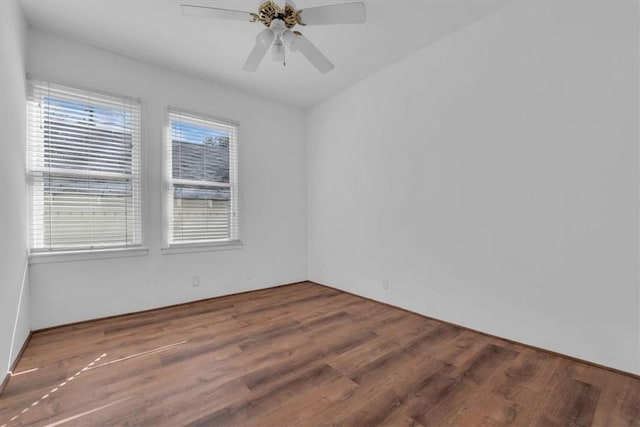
27;80;142;253
165;109;239;247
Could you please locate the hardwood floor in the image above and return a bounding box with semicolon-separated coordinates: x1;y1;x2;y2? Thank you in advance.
1;282;638;426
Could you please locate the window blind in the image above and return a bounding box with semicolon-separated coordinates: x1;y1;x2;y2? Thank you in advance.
27;80;142;252
166;109;239;245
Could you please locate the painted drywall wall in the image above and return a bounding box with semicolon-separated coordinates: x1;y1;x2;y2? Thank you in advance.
307;0;639;374
0;0;31;375
27;30;307;329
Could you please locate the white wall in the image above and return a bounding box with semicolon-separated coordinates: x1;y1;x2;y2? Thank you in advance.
27;30;307;329
307;0;639;374
0;0;30;376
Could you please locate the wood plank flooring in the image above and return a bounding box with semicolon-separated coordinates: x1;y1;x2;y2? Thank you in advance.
1;282;638;426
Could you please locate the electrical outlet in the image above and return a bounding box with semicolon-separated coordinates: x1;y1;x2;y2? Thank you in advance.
383;279;389;290
192;276;201;287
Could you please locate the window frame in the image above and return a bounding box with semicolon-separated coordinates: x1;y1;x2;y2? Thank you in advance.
26;78;145;259
162;107;241;253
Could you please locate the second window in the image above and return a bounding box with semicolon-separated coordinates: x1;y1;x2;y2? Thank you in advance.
166;109;239;246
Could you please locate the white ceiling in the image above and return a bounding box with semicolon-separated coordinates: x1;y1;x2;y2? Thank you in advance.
19;0;514;107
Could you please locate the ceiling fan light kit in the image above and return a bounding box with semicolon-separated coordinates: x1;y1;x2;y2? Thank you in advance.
181;0;366;74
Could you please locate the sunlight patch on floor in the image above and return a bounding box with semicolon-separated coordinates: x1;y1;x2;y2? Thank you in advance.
42;396;133;427
2;353;107;427
87;340;188;370
10;367;39;376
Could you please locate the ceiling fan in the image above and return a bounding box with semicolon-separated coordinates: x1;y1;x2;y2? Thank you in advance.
181;1;366;74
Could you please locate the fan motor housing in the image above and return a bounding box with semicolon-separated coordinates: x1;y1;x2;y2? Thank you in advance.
257;1;299;28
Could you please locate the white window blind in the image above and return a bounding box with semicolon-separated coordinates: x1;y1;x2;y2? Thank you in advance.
166;109;239;245
27;80;142;252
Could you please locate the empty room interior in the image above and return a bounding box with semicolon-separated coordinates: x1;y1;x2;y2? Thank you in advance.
1;0;639;425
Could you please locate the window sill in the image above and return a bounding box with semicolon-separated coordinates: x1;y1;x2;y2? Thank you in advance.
161;240;243;255
29;247;149;264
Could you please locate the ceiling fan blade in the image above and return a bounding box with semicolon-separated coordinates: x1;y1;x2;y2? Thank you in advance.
298;2;366;26
243;29;276;72
283;31;334;74
181;5;256;22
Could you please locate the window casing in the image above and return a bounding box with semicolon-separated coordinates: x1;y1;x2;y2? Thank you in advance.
27;80;142;253
165;109;239;247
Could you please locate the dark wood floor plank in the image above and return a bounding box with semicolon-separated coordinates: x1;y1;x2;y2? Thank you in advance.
186;364;341;426
1;282;638;426
326;335;402;376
